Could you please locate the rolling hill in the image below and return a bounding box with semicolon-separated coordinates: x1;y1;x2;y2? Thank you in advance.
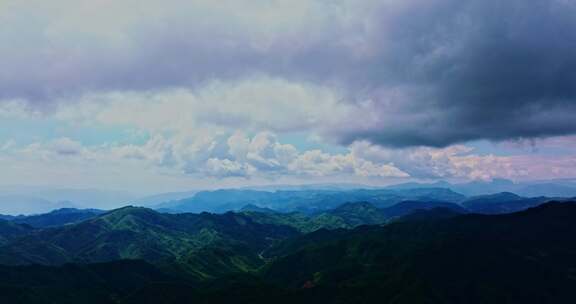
0;206;298;280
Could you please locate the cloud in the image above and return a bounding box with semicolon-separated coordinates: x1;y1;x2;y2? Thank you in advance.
205;158;255;178
51;77;347;137
2;132;576;186
350;141;523;181
210;132;409;178
347;139;576;182
326;0;576;147
288;149;409;178
3;133;409;180
504;135;576;152
1;0;576;149
185;132;409;179
17;138;87;160
0;0;364;104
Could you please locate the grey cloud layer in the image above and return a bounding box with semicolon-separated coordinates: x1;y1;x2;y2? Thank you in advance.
1;0;576;147
335;0;576;147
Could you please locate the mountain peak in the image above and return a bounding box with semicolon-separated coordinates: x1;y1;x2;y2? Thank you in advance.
106;205;150;213
98;206;162;223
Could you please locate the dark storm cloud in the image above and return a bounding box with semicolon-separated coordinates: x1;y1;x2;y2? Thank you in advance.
327;0;576;147
1;0;576;147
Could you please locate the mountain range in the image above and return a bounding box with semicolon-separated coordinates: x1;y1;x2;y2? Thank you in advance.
1;185;576;303
2;179;575;215
157;187;466;214
387;178;576;197
0;200;575;303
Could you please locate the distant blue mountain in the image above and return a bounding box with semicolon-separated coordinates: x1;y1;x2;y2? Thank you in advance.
387;179;576;197
160;188;466;214
242;183;381;191
132;190;199;207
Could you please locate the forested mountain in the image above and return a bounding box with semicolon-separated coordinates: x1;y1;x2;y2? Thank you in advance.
1;202;575;303
0;206;297;278
258;202;576;303
0;188;574;304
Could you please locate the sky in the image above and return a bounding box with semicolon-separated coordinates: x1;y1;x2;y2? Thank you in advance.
0;0;575;194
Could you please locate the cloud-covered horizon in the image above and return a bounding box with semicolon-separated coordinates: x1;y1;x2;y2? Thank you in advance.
1;0;575;190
